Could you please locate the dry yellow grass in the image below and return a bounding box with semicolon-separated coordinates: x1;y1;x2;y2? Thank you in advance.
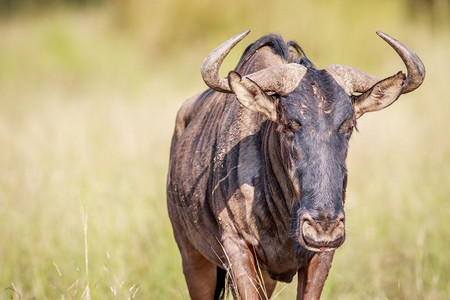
0;1;449;299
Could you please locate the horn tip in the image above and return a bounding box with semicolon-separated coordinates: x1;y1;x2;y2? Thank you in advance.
376;30;392;41
237;29;251;40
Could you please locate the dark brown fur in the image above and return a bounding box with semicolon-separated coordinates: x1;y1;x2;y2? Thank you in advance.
167;32;424;299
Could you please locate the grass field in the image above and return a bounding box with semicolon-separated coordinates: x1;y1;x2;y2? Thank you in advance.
0;1;449;299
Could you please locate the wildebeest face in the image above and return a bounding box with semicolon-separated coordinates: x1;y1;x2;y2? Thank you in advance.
278;70;353;252
229;69;352;252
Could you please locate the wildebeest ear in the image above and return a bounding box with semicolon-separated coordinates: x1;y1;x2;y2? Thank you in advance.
353;71;406;119
228;71;277;121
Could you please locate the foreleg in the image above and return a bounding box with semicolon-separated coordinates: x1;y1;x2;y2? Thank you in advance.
222;236;267;299
297;251;334;300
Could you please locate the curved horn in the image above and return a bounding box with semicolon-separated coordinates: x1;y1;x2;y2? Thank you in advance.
201;30;250;93
326;31;425;96
201;30;308;95
376;31;425;94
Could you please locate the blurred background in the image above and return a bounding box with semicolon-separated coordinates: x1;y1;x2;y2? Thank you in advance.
0;0;449;299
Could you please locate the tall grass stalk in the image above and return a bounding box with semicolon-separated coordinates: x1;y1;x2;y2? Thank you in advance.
80;205;91;300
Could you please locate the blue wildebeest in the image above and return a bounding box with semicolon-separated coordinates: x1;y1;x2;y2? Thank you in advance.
167;30;425;299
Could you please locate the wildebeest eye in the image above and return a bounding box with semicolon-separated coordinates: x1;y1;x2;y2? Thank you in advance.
339;119;355;137
286;120;302;132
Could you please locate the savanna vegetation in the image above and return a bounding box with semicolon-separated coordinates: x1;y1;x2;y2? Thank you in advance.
0;0;449;299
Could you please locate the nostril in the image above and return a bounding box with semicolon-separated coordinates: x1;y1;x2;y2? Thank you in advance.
300;211;314;226
336;211;345;224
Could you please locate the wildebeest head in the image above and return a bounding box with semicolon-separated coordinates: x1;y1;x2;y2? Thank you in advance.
201;30;425;252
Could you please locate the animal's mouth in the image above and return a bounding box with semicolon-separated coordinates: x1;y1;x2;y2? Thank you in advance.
299;233;341;253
